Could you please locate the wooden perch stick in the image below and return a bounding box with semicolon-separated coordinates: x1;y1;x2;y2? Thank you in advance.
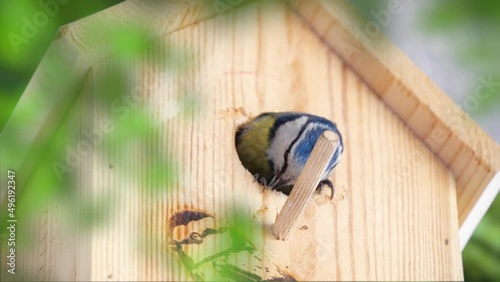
272;130;340;240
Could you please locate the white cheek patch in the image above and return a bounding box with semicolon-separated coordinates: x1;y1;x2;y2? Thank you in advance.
266;116;309;172
282;123;318;183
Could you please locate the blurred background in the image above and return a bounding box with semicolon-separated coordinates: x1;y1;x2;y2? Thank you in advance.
0;0;498;280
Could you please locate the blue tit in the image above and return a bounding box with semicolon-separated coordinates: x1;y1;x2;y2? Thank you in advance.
235;112;343;199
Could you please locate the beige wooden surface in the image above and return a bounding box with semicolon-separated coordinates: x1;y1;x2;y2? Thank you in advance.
1;0;467;281
289;0;500;226
72;1;461;280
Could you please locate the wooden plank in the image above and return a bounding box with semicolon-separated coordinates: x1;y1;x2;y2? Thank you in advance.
64;1;461;280
288;0;500;228
272;130;340;240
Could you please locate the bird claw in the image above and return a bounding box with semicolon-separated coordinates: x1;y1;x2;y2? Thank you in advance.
317;180;334;200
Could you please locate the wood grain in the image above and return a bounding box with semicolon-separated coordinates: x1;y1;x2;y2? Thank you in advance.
288;0;500;227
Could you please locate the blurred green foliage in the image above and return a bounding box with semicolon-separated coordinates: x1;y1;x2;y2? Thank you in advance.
0;0;124;131
462;196;500;281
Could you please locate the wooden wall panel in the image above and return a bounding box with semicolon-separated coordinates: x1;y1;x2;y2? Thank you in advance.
70;1;462;280
1;1;463;281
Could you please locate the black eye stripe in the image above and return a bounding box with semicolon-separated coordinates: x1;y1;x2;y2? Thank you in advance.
280;119;311;176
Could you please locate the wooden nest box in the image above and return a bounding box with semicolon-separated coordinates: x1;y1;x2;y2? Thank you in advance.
1;0;499;281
